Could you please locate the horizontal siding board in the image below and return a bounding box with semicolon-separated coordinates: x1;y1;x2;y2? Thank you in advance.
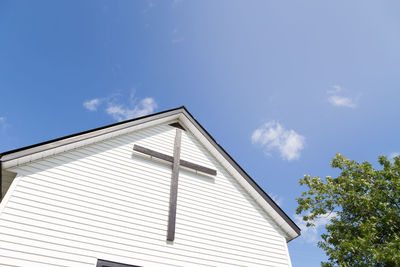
13;176;285;242
0;239;93;265
5;196;286;253
8;190;286;248
0;256;64;267
0;246;92;267
0;225;183;267
96;136;217;176
0;212;287;266
0;219;266;267
17;165;273;227
1;123;291;266
17;168;278;233
37;145;272;217
3;207;285;257
18;158;282;234
17;161;273;226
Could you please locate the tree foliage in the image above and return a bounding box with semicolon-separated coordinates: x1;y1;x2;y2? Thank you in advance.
296;154;400;266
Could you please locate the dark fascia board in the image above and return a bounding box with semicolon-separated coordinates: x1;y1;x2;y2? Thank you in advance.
0;106;184;162
179;107;301;239
0;105;300;239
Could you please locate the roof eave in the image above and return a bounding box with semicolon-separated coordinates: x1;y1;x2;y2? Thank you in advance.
178;109;300;240
0;106;301;240
0;107;185;162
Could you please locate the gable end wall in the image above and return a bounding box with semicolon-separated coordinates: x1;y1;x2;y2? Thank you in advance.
0;124;292;267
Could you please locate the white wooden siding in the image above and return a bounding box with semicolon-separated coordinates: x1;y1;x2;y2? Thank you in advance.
0;124;291;267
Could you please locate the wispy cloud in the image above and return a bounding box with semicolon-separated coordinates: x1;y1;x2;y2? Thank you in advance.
83;91;157;122
294;212;337;243
141;0;156;13
327;85;358;108
328;95;357;108
326;84;342;94
172;37;184;44
172;0;184;5
106;97;157;122
270;193;284;206
83;98;102;111
252;121;305;161
171;28;184;44
0;117;6;128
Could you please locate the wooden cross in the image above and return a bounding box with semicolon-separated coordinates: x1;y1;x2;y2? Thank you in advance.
133;127;217;241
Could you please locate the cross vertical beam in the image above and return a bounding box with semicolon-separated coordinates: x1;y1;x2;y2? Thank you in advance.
167;128;182;241
133;126;217;241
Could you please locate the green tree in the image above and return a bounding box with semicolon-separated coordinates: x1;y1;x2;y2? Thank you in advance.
296;154;400;266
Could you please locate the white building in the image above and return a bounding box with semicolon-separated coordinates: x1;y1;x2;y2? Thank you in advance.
0;107;300;267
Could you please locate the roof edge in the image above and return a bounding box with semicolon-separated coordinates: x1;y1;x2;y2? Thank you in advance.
0;105;300;239
0;106;186;160
179;108;301;238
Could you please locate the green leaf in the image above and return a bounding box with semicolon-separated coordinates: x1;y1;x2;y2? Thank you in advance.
297;154;400;266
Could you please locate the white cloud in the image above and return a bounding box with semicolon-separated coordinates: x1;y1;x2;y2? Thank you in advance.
83;91;158;122
328;95;357;108
252;121;305;161
83;98;102;111
326;84;342;94
294;212;337;243
106;97;157;122
327;85;357;108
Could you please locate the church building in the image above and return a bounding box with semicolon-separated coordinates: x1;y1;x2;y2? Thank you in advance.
0;106;300;266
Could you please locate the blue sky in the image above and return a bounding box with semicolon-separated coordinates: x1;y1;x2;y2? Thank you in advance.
1;0;400;265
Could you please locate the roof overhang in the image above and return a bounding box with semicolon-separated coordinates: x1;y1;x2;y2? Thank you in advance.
0;106;300;241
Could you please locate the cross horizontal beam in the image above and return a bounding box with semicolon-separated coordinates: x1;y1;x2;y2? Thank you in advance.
133;144;217;176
